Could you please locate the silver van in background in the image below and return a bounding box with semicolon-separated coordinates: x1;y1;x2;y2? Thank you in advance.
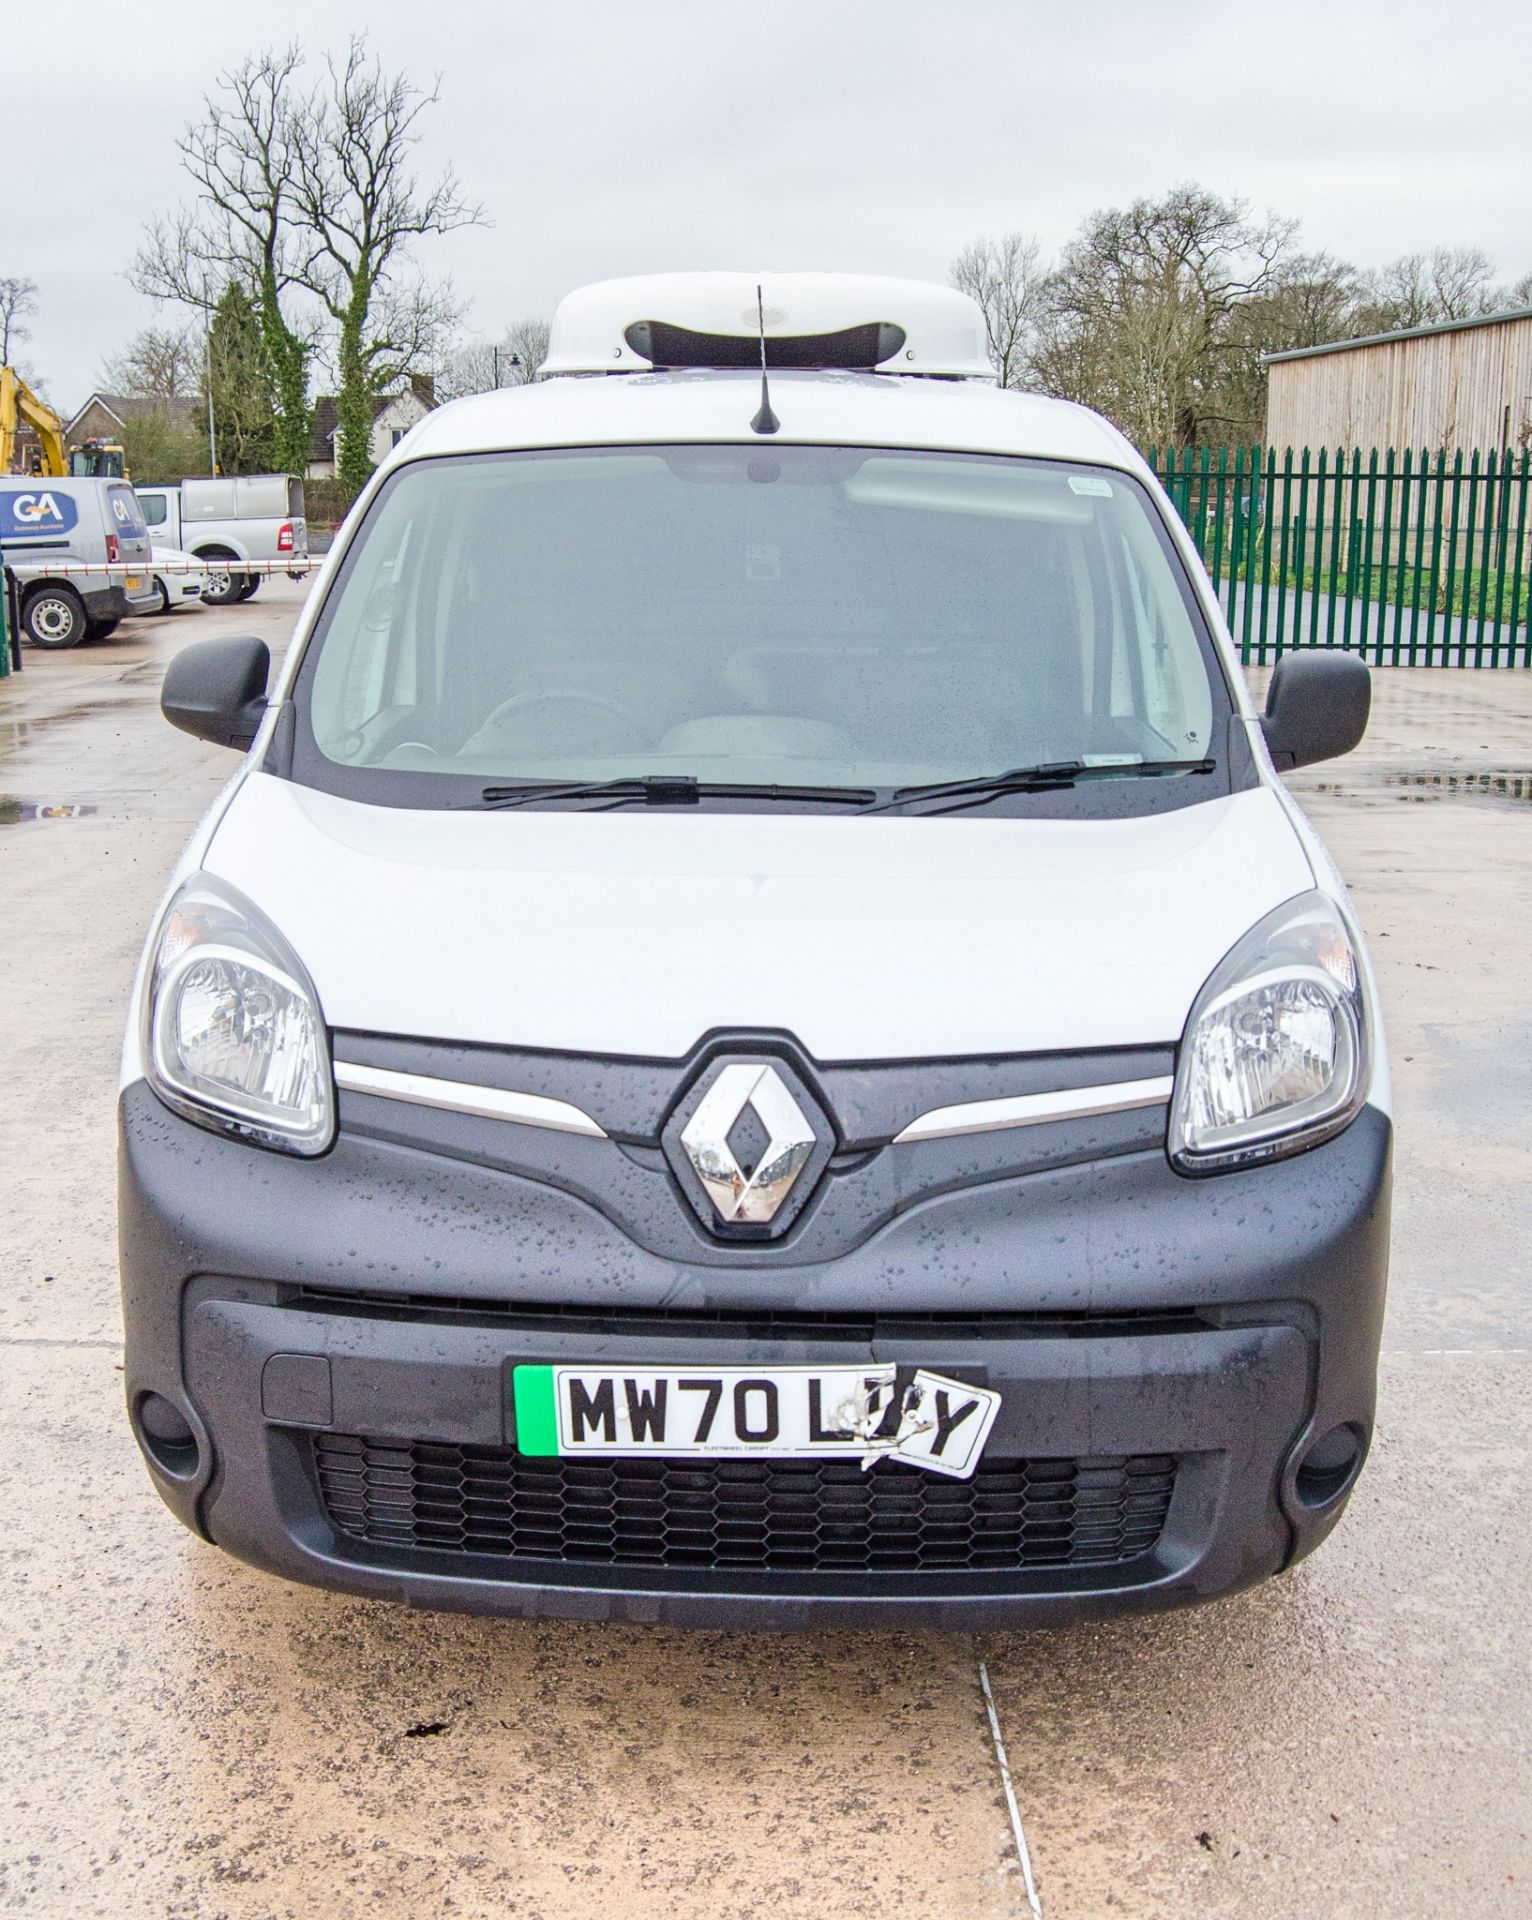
135;475;308;606
0;476;158;647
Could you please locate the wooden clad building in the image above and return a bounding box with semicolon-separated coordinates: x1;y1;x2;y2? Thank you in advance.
1264;307;1532;454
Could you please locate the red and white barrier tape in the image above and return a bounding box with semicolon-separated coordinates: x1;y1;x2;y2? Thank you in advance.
6;557;319;578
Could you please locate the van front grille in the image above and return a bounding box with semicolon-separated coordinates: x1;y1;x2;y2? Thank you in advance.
313;1434;1177;1575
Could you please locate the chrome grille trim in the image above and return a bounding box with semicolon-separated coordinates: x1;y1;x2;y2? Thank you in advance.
893;1075;1173;1144
334;1061;608;1138
336;1060;1169;1149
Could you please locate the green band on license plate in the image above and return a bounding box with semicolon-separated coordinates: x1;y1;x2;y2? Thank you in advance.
511;1364;560;1455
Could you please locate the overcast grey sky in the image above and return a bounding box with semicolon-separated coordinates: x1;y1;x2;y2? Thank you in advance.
11;0;1532;407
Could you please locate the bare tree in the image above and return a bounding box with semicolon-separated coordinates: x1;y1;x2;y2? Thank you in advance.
437;315;551;400
365;274;466;393
1353;245;1500;332
949;233;1047;389
100;324;203;402
1033;184;1297;446
1423;246;1499;320
287;38;484;494
502;315;551;384
131;48;312;474
1211;250;1367;439
1246;251;1363;352
0;275;37;366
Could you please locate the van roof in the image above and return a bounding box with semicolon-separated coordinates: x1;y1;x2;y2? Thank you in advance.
398;368;1138;474
0;474;123;491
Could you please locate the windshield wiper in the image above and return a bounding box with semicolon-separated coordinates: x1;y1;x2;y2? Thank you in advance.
471;759;1211;814
476;775;877;810
859;758;1216;816
478;775;700;808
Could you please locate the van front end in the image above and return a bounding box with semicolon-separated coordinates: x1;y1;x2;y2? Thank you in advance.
119;1025;1390;1628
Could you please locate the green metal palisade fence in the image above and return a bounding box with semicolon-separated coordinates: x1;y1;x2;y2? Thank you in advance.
0;568;13;678
1145;446;1532;667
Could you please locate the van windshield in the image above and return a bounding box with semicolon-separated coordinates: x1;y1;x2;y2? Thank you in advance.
295;446;1230;812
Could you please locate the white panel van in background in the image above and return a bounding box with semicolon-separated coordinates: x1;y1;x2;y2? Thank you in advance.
1;476;157;646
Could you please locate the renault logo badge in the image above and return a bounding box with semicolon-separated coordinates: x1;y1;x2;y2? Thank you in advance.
680;1062;818;1226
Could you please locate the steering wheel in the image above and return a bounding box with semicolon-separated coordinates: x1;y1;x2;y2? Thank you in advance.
472;688;646;741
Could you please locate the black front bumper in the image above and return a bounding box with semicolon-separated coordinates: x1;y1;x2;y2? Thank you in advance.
118;1081;1391;1629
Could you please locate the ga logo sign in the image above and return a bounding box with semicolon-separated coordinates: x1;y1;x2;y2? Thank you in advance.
0;490;81;540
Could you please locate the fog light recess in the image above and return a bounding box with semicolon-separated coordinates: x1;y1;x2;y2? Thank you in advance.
136;1392;200;1478
1294;1422;1365;1508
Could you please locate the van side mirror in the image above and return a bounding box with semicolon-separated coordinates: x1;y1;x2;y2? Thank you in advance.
1260;652;1370;771
161;634;271;749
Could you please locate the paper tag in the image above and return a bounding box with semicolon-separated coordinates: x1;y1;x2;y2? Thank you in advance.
1068;475;1114;497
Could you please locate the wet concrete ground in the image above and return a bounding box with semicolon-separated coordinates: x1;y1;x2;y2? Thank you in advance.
1;587;1528;1917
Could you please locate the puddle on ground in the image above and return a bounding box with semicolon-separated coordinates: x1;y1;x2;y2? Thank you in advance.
1303;768;1532;808
0;697;152;757
0;713;89;755
0;799;100;825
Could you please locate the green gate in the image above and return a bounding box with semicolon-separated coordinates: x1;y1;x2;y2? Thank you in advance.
1146;446;1532;667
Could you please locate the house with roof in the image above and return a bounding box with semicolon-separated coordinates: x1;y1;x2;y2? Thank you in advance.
67;392;201;444
305;378;435;479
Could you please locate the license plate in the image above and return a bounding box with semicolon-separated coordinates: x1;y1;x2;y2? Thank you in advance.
125;575;143;590
511;1363;1001;1480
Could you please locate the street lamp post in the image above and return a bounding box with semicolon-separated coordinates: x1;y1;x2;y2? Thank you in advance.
203;280;218;476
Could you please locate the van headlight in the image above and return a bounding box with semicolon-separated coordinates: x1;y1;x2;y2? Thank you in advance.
1168;890;1368;1173
144;874;333;1155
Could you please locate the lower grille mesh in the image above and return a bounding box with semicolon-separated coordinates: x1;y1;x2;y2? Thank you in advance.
313;1434;1176;1574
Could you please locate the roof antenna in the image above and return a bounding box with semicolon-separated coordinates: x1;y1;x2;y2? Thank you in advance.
750;283;780;436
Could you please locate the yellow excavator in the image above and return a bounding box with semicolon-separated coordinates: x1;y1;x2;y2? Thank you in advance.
1;366;127;478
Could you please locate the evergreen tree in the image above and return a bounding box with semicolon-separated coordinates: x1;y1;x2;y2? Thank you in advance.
205;281;278;473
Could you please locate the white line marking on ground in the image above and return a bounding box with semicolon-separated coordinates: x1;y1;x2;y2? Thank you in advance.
978;1657;1043;1917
